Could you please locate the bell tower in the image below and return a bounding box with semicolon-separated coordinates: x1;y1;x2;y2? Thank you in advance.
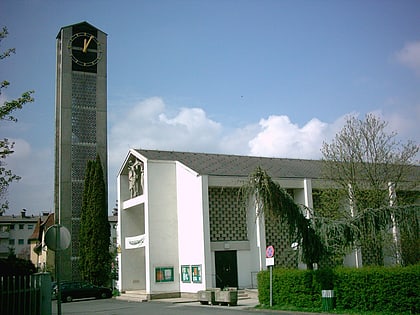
55;21;107;280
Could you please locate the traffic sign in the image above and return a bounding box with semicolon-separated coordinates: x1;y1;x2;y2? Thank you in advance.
45;224;71;251
266;245;275;258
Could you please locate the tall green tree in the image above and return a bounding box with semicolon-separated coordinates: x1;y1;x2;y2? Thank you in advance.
319;114;419;266
79;155;111;286
79;160;94;280
0;26;34;213
240;167;325;269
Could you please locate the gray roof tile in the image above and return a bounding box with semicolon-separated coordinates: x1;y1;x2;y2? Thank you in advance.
135;149;324;179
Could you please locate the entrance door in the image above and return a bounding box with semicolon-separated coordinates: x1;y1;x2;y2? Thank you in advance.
215;251;238;288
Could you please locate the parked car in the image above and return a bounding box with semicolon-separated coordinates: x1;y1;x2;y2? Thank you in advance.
51;280;74;300
53;281;112;302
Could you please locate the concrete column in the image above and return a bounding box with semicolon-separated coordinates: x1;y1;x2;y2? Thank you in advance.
39;273;52;315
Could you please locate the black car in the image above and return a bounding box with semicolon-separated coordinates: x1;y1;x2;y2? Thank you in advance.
53;281;112;302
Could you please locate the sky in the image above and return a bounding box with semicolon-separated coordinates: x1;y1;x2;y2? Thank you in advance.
1;0;419;216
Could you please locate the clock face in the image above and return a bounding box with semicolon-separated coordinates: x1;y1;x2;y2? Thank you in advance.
68;32;102;67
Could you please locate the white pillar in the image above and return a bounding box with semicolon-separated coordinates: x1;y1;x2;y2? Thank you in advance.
348;183;361;268
303;178;313;218
388;182;401;265
255;195;263;271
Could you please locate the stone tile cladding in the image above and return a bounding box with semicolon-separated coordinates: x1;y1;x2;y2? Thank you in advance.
265;214;298;268
209;187;248;241
209;186;298;268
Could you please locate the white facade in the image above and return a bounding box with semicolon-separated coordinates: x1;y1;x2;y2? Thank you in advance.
117;149;320;298
0;211;48;260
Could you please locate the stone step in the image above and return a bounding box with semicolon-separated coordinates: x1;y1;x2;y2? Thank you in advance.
238;290;249;299
116;288;258;303
116;290;148;302
243;288;258;300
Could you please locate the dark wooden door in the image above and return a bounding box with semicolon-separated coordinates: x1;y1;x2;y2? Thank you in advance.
215;250;238;288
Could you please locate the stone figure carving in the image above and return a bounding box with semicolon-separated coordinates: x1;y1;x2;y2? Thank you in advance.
128;159;144;198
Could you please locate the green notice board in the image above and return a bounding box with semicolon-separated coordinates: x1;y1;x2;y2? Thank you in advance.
181;265;191;283
155;266;174;282
191;265;202;283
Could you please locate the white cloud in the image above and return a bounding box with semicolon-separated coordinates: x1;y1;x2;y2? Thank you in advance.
108;97;223;181
395;41;420;75
248;115;329;159
219;123;260;155
109;97;222;161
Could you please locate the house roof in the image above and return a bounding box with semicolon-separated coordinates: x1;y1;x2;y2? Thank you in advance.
29;213;54;241
134;149;324;179
29;218;42;241
0;215;40;223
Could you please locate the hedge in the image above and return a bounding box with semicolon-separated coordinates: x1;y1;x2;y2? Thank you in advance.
258;265;420;313
0;256;36;276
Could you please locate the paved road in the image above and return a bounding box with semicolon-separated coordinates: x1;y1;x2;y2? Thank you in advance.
52;298;265;315
52;297;334;315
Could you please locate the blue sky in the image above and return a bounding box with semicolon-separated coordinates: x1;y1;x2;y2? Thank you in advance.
1;0;419;215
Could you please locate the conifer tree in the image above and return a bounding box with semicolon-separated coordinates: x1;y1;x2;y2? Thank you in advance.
240;167;325;269
79;160;93;279
80;155;111;285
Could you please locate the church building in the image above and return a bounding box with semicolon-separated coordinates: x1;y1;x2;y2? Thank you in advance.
117;149;342;299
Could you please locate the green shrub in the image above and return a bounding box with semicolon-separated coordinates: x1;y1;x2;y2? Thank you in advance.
334;265;420;314
258;268;322;308
258;265;420;314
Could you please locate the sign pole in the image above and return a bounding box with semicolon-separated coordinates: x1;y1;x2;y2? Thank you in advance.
265;245;275;308
56;225;62;315
270;265;273;307
45;224;70;315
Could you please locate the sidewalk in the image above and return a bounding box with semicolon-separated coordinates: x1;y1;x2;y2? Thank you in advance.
155;297;339;314
154;295;260;311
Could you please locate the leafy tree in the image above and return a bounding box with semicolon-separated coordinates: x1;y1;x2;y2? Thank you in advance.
0;26;35;213
240;167;325;269
319;114;419;266
79;155;111;286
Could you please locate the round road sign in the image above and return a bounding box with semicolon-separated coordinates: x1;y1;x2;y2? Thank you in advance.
45;224;71;251
266;245;275;258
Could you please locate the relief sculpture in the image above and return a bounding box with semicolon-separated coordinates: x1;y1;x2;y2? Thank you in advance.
128;159;144;198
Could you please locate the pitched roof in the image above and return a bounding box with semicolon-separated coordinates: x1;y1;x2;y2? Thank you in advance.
29;218;42;241
57;21;105;35
135;149;324;179
28;213;54;241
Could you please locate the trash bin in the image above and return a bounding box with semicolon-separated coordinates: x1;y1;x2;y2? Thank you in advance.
321;289;334;311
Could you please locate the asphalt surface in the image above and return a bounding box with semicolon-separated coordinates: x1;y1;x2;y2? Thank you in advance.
52;297;336;315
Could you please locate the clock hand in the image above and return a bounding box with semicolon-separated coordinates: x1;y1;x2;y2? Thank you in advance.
82;35;94;53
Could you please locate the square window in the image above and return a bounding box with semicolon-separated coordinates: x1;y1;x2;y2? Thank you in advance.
9;239;15;245
18;239;24;245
